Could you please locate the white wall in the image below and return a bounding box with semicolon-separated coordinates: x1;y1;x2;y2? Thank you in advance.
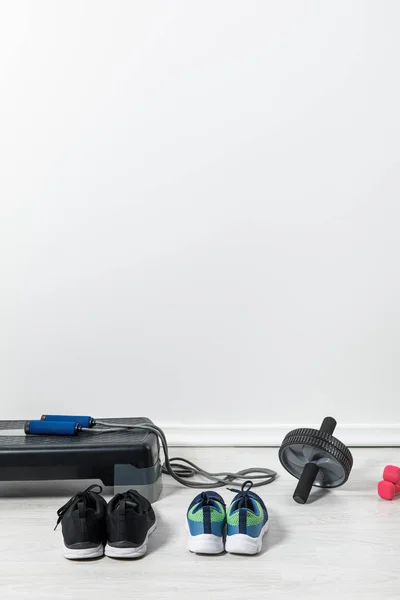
1;1;399;441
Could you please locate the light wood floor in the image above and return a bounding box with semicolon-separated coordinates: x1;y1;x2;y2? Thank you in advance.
0;447;399;599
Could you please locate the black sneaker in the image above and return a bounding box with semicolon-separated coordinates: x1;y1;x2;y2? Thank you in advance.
105;490;156;558
55;485;107;560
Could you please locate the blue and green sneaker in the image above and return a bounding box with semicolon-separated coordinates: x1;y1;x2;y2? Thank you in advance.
186;491;226;554
225;481;268;554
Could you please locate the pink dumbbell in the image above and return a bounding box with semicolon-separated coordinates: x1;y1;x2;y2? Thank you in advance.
378;479;400;501
383;465;400;484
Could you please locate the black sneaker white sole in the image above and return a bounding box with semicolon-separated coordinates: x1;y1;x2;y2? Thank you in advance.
104;520;157;559
63;542;104;560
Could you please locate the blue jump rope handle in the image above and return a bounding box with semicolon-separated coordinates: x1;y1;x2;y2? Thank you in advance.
41;414;94;428
25;420;80;436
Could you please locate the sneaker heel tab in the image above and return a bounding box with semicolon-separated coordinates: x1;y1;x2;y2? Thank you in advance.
239;508;247;534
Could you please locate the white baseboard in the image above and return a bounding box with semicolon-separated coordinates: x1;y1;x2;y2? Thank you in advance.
162;423;400;447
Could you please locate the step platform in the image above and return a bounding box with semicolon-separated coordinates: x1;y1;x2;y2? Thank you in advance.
0;417;162;502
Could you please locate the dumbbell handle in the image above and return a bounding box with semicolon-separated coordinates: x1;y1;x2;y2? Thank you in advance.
293;417;337;504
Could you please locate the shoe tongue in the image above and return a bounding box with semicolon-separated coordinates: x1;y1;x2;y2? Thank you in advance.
125;500;139;511
78;499;86;518
77;492;95;511
237;495;254;510
199;491;223;507
204;492;222;502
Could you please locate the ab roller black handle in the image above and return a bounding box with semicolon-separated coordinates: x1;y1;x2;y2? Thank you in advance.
292;417;337;504
279;416;353;504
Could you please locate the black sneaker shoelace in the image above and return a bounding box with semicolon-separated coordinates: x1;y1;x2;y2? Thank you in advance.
54;484;103;530
121;490;149;513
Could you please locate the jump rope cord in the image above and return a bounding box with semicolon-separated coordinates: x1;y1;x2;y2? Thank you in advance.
93;420;277;489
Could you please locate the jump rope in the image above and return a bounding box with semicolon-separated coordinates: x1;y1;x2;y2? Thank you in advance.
25;415;277;489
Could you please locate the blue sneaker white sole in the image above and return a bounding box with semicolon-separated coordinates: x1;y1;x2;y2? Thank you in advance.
186;522;224;554
225;521;269;555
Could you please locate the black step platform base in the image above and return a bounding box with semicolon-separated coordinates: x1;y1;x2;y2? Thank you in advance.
0;417;162;502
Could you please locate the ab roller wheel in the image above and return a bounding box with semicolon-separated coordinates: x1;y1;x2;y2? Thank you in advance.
279;417;353;504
